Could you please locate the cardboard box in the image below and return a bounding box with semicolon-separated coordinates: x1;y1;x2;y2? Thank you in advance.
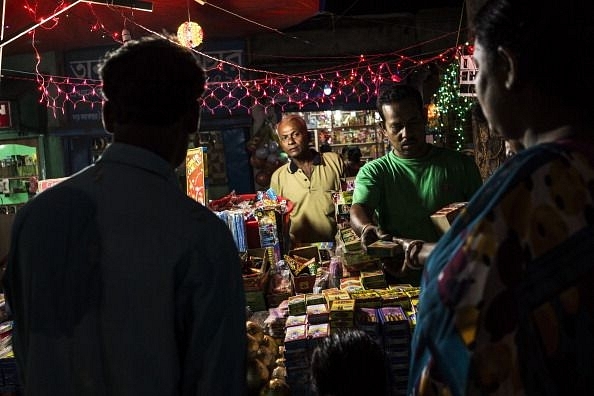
430;202;468;234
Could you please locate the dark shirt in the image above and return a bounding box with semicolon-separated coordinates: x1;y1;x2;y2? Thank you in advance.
4;142;247;396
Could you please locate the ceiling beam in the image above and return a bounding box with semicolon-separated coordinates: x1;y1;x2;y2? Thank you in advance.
83;0;153;12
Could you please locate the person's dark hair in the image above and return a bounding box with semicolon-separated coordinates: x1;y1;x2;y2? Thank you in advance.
310;329;387;396
347;146;362;162
99;35;206;126
472;0;593;105
376;84;424;122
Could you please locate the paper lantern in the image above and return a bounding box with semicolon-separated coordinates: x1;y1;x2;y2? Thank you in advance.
177;21;203;48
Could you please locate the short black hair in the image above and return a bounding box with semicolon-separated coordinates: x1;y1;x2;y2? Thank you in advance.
347;146;362;162
376;84;424;122
99;35;206;126
311;329;387;396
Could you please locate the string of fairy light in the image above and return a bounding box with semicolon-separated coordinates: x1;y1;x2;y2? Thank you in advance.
10;1;477;151
35;44;471;114
431;62;475;151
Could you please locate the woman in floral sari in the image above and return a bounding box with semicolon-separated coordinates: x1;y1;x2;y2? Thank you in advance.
408;1;594;395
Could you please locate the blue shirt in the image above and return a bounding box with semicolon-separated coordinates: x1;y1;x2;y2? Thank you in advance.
4;142;247;396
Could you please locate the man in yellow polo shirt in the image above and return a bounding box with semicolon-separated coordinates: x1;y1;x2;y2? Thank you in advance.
270;114;345;244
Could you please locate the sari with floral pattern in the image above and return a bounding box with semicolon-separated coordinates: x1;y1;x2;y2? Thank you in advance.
409;138;594;396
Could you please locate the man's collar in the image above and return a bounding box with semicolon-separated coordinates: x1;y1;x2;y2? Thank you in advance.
288;149;322;173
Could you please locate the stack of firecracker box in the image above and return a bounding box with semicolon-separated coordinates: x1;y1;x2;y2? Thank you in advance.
278;279;419;396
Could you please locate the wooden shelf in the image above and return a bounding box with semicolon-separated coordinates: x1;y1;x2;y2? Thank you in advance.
330;142;377;147
286;110;386;159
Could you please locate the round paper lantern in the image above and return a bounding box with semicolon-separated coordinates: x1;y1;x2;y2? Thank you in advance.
177;21;204;48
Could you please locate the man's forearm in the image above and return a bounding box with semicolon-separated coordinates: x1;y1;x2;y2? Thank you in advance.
349;203;374;236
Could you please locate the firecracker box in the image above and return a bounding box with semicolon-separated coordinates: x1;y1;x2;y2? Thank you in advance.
366;240;404;258
333;190;353;227
288;294;307;316
285;246;320;294
288;246;321;264
339;250;380;273
240;247;272;292
306;303;330;325
305;293;326;306
244;290;267;312
430;202;468;234
291;273;317;295
284;324;308;350
286;314;307;328
337;227;361;252
322;288;351;308
307;323;330;350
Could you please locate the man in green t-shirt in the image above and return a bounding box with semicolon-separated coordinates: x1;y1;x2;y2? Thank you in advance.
350;84;483;285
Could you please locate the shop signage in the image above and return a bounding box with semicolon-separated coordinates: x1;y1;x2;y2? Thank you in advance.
0;101;12;128
64;46;114;125
198;49;243;83
459;55;477;97
37;177;69;193
186;147;207;205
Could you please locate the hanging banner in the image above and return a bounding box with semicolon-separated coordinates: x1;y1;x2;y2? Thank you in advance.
186;147;208;205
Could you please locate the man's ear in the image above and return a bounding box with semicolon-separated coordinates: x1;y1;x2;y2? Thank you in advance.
102;100;115;133
497;46;517;90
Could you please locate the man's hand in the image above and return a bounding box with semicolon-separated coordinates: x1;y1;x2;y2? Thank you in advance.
360;224;391;252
